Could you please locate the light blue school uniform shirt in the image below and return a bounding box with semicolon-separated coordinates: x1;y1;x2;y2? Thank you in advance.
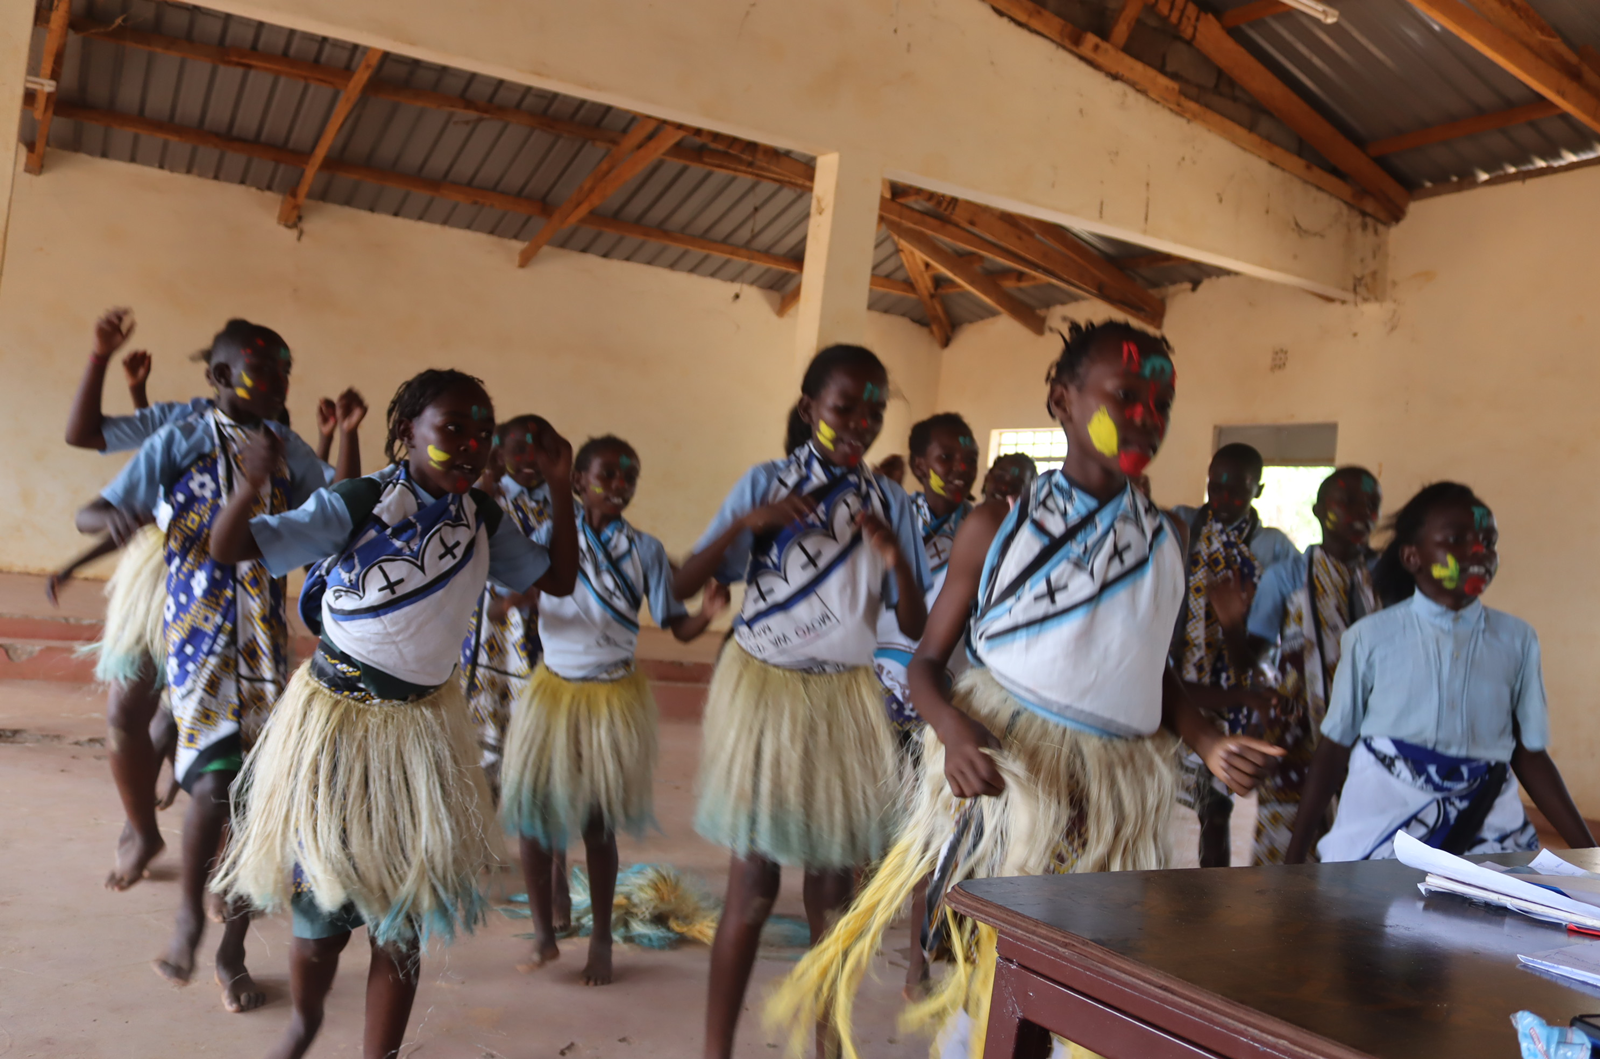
98;413;330;516
1321;593;1550;761
1246;551;1380;642
99;397;216;453
248;463;552;592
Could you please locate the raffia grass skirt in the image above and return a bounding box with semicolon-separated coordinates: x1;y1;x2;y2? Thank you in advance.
501;663;657;848
695;641;898;870
766;666;1178;1059
214;662;498;948
87;524;168;687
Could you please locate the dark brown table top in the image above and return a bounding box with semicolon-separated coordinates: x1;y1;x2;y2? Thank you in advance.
950;850;1600;1059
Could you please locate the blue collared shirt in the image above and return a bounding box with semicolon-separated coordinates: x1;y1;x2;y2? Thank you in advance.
99;397;215;453
99;413;330;515
1321;593;1549;761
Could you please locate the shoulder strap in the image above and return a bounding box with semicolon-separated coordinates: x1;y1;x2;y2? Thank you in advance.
331;475;385;529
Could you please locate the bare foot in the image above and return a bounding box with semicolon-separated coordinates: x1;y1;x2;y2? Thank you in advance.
902;976;931;1002
218;964;267;1013
581;937;613;986
515;936;560;974
153;907;201;985
105;823;164;891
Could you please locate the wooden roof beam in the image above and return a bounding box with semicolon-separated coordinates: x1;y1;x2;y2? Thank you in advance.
1405;0;1600;136
883;221;1044;336
1107;0;1147;50
25;0;73;175
278;47;383;226
1148;0;1410;221
516;119;686;266
60;17;813;191
775;276;921;319
1219;1;1291;29
1364;99;1561;157
978;0;1399;223
890;233;954;347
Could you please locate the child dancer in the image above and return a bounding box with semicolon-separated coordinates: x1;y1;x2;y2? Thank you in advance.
980;452;1035;505
504;434;727;986
76;319;331;1012
871;413;978;999
1244;467;1381;863
769;322;1283;1057
674;344;930;1059
211;369;578;1059
1287;483;1594;862
1169;443;1298;866
461;415;556;797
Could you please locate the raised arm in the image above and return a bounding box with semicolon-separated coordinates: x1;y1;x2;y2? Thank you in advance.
123;350;151;410
332;388;366;483
672;493;815;599
529;426;578;597
65;308;135;449
209;429;279;564
908;498;1008;798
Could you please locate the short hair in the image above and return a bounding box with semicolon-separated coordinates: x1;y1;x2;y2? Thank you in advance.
1211;443;1264;482
495;413;552;449
383;368;487;464
1044;320;1173;388
784;344;888;452
1316;465;1379;507
908;413;975;459
195;318;289;367
575;434;638;474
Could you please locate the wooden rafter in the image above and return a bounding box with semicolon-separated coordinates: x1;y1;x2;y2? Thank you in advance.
1364;100;1561;157
1146;0;1410;221
1219;1;1291;29
1107;0;1146;50
884;221;1044;336
25;0;73;175
1469;0;1600;84
884;190;1165;327
517;119;686;266
1405;0;1600;135
978;0;1398;222
891;234;954;347
59;16;815;192
1116;252;1186;271
776;284;804;317
279;47;384;226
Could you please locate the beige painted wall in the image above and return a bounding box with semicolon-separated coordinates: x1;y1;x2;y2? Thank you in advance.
940;163;1600;812
0;150;941;575
208;0;1380;297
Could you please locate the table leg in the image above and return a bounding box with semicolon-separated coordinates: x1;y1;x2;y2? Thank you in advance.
983;958;1056;1059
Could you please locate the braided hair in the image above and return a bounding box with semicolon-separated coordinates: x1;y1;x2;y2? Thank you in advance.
192;318;290;366
384;368;487;464
908;412;974;459
1043;320;1173;414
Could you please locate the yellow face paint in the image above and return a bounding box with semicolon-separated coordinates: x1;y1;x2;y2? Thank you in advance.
591;485;606;493
241;371;254;388
426;444;452;469
1431;553;1462;590
1087;406;1119;458
929;470;949;498
815;419;837;451
234;387;250;399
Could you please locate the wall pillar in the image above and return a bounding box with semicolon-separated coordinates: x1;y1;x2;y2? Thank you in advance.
0;0;39;285
793;150;882;369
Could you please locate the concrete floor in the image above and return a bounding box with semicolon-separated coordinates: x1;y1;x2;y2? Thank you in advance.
0;571;1250;1059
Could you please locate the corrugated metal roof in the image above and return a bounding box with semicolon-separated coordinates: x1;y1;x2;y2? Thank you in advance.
19;0;1186;337
1211;0;1600;188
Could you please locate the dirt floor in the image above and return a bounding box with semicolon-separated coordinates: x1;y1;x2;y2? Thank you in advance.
0;573;1247;1059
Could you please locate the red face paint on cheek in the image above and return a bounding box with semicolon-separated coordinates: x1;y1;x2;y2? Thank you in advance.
1463;575;1489;596
1118;450;1151;475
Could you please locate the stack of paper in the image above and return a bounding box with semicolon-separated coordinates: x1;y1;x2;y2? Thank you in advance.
1393;832;1600;930
1519;943;1600;988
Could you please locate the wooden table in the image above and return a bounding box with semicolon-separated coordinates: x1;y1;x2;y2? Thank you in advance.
947;850;1600;1059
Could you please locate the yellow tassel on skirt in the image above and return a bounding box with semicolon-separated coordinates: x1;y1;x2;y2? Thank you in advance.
765;666;1177;1059
501;663;657;848
87;524;168;687
695;641;898;870
214;662;498;948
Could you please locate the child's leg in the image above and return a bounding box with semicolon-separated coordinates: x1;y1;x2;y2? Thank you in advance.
105;670;165;889
580;813;617;986
364;939;420;1059
216;898;265;1013
1197;783;1234;868
266;932;350;1059
903;874;930;999
802;868;854;1059
552;850;572;934
516;836;561;970
149;703;181;810
1254;721;1315;865
154;769;231;984
704;854;781;1059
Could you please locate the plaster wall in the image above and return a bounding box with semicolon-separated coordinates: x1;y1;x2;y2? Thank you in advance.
0;150;941;574
938;163;1600;812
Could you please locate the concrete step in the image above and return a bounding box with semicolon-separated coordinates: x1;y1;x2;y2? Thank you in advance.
0;613;102;643
0;641;96;682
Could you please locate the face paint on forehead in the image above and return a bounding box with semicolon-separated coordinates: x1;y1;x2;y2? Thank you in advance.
1139;354;1175;384
1472;504;1492;530
862;382;886;403
619;455;637;470
470;405;488;421
958;436;975;448
1362;474;1378;494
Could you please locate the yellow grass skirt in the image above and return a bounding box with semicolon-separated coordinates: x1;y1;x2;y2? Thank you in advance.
765;666;1177;1058
694;641;898;870
214;662;498;948
501;663;657;848
88;524;168;687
